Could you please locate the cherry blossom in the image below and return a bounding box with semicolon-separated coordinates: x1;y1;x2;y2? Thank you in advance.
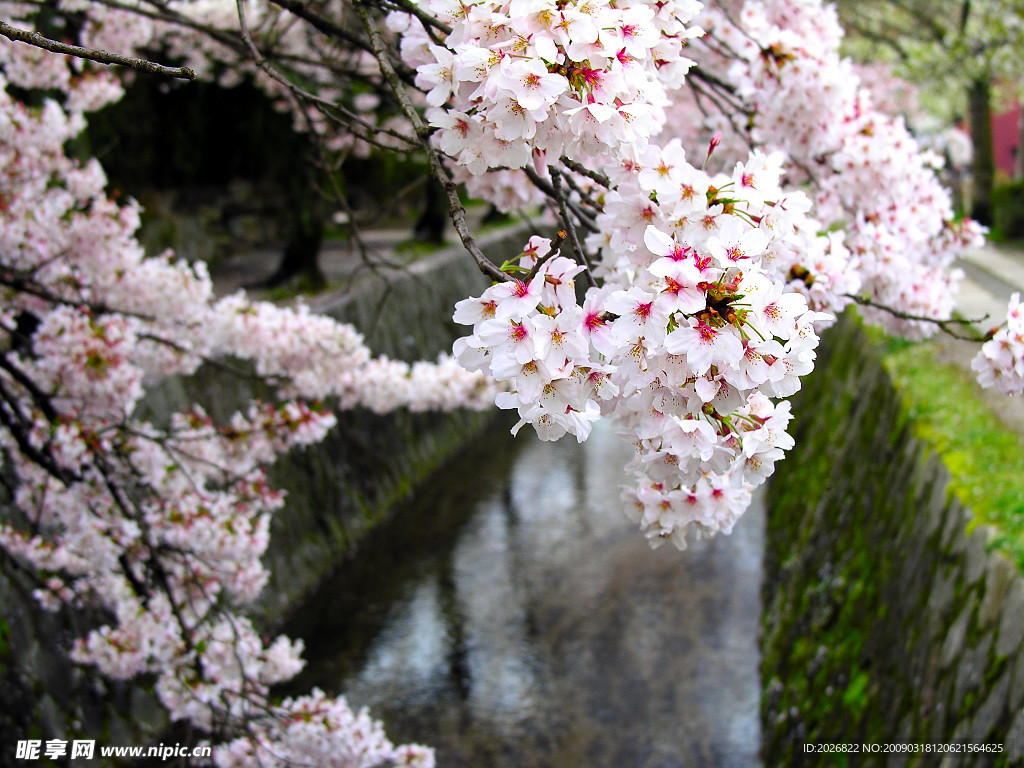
2;0;1023;765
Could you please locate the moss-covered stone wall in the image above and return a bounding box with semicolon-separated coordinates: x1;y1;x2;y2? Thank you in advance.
763;311;1024;766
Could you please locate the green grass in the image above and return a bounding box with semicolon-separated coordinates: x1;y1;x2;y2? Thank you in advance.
394;237;447;257
879;335;1024;570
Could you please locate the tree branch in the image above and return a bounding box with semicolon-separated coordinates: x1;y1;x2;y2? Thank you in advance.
354;0;510;283
0;20;196;80
559;156;610;189
845;293;992;341
549;167;596;287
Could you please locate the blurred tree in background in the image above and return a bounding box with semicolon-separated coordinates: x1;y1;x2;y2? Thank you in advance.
836;0;1024;225
84;75;438;289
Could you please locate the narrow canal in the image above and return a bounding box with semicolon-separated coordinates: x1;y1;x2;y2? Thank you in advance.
283;421;764;767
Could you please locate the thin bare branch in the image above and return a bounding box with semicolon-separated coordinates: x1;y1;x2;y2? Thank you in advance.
559;155;610;189
845;293;992;341
380;0;453;35
355;0;511;283
0;19;196;79
549;167;597;287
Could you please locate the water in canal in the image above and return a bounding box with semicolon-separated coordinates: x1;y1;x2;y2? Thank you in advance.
283;420;764;767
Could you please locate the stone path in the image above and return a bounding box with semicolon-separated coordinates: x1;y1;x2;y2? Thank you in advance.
208;228;412;298
956;243;1024;327
936;243;1024;434
209;209;493;298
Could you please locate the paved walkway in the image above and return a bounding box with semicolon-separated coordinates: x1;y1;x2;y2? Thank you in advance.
209;228;412;298
956;243;1024;327
209;209;493;298
937;243;1024;434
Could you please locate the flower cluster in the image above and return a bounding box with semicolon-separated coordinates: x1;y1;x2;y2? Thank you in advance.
394;0;703;175
456;142;832;546
454;235;610;441
586;146;833;546
0;48;470;765
973;293;1024;395
692;0;986;337
215;689;434;768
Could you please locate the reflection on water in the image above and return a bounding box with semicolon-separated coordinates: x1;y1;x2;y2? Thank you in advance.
283;421;763;767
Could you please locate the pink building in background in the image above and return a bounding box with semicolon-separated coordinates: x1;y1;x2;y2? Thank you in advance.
992;101;1021;177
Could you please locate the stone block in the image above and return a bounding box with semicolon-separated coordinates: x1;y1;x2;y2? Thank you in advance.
947;517;973;561
897;712;915;742
1005;708;1024;763
928;563;959;624
968;670;1009;742
953;634;990;707
1010;646;1024;713
940;499;967;554
941;601;972;669
930;677;953;742
979;556;1019;630
996;579;1024;659
963;526;991;587
917;456;946;540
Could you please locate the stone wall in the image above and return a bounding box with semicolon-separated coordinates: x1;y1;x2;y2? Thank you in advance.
762;311;1024;766
0;226;525;754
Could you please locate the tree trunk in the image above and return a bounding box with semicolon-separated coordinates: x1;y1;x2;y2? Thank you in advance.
968;76;995;225
259;200;326;291
413;175;448;245
261;221;326;290
260;150;328;291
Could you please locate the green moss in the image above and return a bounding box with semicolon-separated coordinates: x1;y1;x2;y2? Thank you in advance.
763;314;1024;766
842;670;870;718
879;337;1024;571
394;237;447;256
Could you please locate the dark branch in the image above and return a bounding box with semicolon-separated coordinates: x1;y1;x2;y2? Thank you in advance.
845;293;992;342
0;20;196;79
354;0;510;283
549;167;597;287
559;156;611;189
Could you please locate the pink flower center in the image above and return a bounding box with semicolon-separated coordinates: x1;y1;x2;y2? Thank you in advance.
581;67;603;87
670;243;690;260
